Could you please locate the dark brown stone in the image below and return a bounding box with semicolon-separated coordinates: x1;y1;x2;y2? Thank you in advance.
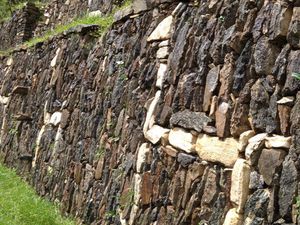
258;148;286;186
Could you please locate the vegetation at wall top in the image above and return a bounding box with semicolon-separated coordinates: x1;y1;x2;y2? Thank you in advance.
0;0;43;22
0;0;132;56
0;163;75;225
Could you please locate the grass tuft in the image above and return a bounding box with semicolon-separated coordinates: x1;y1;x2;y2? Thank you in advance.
0;164;75;225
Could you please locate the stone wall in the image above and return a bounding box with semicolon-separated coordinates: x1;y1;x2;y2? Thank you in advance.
0;0;300;225
34;0;129;37
0;3;41;50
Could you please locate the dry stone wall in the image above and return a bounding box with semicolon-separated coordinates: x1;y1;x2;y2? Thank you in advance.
0;3;41;50
0;0;300;225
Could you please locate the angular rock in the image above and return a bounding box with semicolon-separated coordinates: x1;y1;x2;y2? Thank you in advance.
159;40;169;47
215;101;232;138
230;159;251;213
147;16;173;42
145;125;169;144
203;66;220;112
170;109;212;133
168;127;197;153
114;6;133;22
279;156;297;218
132;0;147;13
254;36;280;75
277;96;295;106
245;133;267;166
284;50;300;95
13;113;33;121
50;48;61;67
133;174;142;205
265;135;291;149
195;134;239;167
49;112;62;126
269;3;292;41
287;7;300;48
136;143;151;173
161;145;178;158
156;63;167;89
0;96;9;104
244;189;270;224
249;79;270;132
249;171;264;190
177;153;196;168
278;104;291;136
238;130;255;152
12;86;29;95
95;157;104;180
156;46;169;59
258;148;286;185
223;208;243;225
143;91;161;134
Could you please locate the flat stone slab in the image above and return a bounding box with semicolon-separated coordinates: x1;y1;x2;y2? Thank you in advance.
170;109;212;133
147;16;173;42
168;127;197;153
195;134;239;167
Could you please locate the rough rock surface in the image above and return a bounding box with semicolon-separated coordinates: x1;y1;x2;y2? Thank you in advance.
0;0;299;224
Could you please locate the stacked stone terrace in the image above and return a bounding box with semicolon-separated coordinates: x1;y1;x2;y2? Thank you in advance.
0;0;299;225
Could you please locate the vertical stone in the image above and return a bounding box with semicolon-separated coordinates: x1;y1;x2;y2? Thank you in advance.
215;101;232;138
203;66;220;112
230;159;250;213
258;148;286;186
279;156;297;219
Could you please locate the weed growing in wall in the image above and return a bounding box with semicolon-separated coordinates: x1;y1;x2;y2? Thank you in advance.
292;72;300;80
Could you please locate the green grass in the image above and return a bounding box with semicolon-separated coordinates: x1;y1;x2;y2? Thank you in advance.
23;14;114;48
0;0;132;56
0;0;44;22
0;164;75;225
292;72;300;80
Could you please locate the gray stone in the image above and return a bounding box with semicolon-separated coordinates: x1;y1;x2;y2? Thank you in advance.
170;109;212;133
177;153;196;168
249;171;264;190
279;156;297;218
244;189;270;223
258;148;286;185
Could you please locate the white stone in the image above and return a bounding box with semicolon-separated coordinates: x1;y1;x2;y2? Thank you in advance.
133;174;142;205
172;2;186;16
32;125;46;168
168;127;196;153
156;64;167;89
145;125;169;144
238;130;255;152
248;133;268;143
50;48;61;67
89;10;102;17
223;208;243;225
209;96;218;117
6;57;13;66
49;112;62;126
136;143;151;173
143;91;161;135
230;159;250;213
245;133;267;165
156;46;169;59
0;96;9;105
129;204;139;225
195;134;239;167
147;16;173;42
159;40;169;47
277;96;294;105
265;135;291;149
